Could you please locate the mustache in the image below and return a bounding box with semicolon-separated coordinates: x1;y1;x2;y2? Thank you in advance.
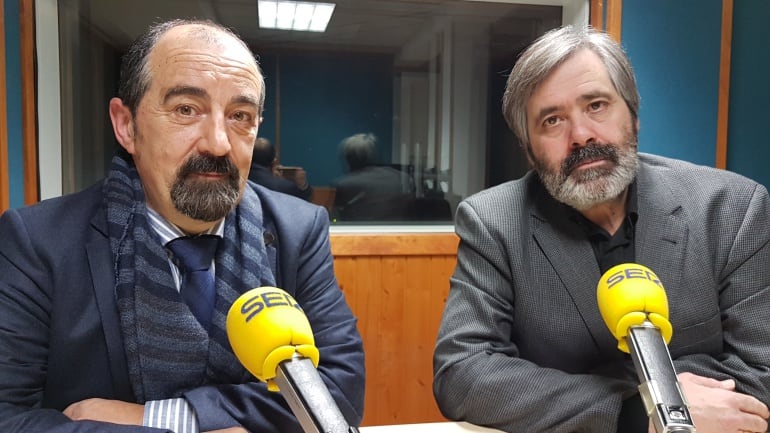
562;143;618;175
177;154;239;180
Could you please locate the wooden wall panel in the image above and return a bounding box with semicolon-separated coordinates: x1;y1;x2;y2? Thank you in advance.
21;0;38;204
590;0;604;29
716;0;733;169
331;233;458;426
605;0;623;42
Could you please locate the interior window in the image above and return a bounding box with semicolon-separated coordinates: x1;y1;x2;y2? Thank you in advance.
53;0;566;225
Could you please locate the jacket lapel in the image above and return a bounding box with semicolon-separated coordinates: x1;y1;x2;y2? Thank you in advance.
634;161;686;294
530;184;618;352
86;212;134;400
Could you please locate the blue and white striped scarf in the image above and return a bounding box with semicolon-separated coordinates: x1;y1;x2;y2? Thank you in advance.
103;155;275;402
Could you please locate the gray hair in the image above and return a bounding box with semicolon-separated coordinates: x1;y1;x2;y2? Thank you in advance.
340;133;378;171
502;25;640;150
117;18;265;117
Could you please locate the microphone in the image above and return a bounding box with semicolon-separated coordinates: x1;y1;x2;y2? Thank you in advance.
226;286;360;433
596;263;695;433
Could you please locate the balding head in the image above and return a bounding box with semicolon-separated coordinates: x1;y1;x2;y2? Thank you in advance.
117;19;265;118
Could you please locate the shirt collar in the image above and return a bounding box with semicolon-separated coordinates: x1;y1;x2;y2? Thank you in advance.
146;205;224;246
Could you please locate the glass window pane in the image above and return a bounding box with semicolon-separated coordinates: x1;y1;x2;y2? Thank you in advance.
53;0;568;225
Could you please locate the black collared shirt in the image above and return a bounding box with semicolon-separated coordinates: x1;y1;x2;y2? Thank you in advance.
569;183;647;432
569;182;639;273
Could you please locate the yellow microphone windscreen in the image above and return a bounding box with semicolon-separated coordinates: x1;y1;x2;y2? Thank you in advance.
596;263;672;352
226;287;320;390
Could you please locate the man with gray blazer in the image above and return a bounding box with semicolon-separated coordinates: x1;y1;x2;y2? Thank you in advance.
433;26;770;433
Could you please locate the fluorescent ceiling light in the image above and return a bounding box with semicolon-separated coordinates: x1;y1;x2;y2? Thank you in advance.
258;1;336;32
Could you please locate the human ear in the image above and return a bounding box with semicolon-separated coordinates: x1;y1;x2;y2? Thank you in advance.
109;97;137;154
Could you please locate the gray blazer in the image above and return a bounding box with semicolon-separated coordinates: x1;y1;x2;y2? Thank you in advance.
433;153;770;432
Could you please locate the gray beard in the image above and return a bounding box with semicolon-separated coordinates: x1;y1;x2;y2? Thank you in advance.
170;154;242;222
535;141;639;211
171;177;240;222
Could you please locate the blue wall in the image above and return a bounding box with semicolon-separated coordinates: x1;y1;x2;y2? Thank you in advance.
258;52;393;186
726;0;770;188
4;0;24;208
621;0;722;167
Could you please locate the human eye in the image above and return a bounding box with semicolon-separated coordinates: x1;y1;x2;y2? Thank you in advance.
588;100;608;112
231;110;254;123
542;115;560;128
175;104;197;116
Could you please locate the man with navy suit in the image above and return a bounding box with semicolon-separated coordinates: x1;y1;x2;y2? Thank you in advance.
433;26;770;433
0;19;363;433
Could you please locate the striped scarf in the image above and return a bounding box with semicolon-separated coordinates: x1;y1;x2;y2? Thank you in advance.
103;155;276;402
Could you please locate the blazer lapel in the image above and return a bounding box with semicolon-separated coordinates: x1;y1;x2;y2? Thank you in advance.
86;213;134;400
634;162;686;294
530;187;619;352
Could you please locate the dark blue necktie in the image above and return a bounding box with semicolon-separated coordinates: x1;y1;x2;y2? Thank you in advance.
166;235;220;330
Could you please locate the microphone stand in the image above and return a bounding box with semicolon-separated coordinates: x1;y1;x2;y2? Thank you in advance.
274;353;360;433
627;322;695;433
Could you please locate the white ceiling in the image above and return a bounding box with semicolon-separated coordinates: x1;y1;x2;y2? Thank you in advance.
78;0;562;56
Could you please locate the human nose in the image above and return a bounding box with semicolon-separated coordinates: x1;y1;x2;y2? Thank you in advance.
569;116;596;148
199;114;231;156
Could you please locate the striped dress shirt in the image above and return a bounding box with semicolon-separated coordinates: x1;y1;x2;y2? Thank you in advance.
142;206;224;433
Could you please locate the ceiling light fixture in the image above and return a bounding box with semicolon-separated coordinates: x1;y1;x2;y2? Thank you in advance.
258;1;336;32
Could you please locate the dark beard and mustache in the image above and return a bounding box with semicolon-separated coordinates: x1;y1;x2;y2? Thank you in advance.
533;129;639;211
170;154;242;222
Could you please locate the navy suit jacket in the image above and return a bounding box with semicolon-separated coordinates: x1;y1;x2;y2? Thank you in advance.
0;181;364;432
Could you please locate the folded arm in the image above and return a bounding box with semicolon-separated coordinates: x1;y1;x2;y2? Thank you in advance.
672;184;770;432
433;201;637;433
183;205;364;432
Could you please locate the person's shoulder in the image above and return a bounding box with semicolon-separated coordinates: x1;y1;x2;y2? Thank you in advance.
4;182;103;222
0;181;105;246
246;182;330;241
249;169;307;197
452;172;539;224
248;181;323;215
638;153;768;212
463;171;536;206
640;153;760;189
